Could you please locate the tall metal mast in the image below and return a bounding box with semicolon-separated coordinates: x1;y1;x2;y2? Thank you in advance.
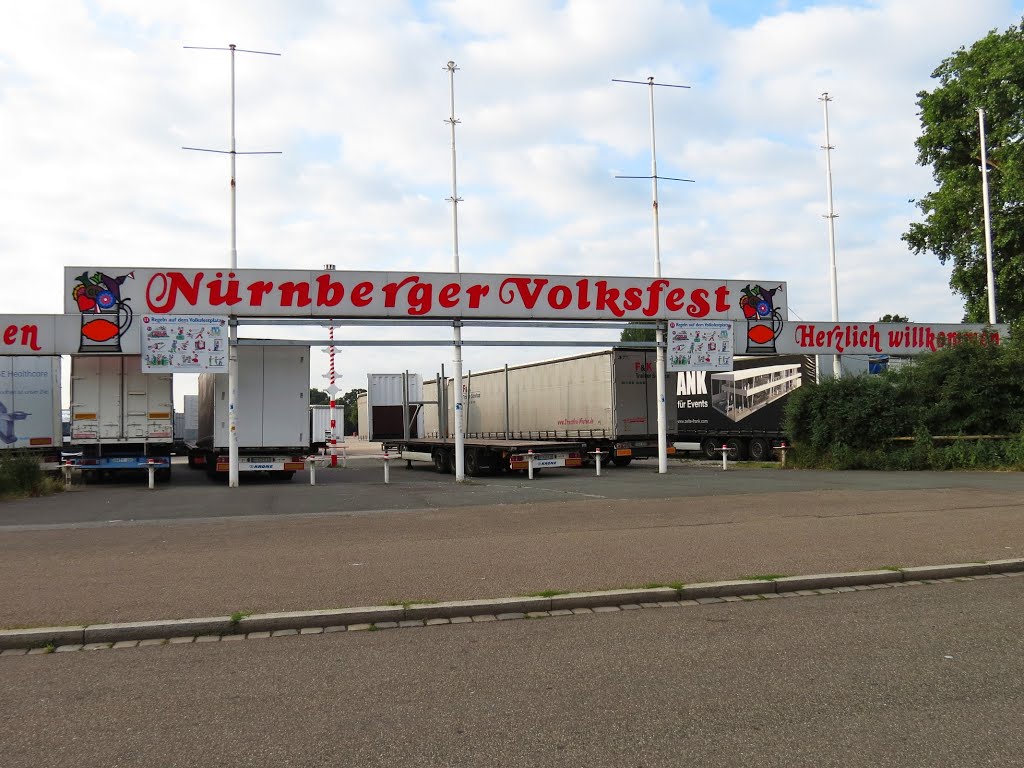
820;92;841;379
445;61;467;482
183;43;280;487
613;76;693;474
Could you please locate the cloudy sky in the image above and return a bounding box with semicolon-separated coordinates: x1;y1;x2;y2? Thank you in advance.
4;0;1022;405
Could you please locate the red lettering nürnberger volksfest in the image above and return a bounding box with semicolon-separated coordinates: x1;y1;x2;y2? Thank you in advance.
144;271;737;319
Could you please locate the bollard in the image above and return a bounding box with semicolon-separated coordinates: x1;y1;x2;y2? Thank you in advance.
778;442;788;468
63;461;74;491
147;459;157;490
527;450;534;480
590;450;605;477
308;456;318;486
341;444;348;468
721;444;728;471
383;451;391;484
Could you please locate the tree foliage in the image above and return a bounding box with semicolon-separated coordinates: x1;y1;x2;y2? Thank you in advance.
619;322;656;343
878;313;909;323
902;19;1024;322
309;387;330;405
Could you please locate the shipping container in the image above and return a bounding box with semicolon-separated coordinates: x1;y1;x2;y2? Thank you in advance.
69;354;173;479
193;346;310;479
0;356;63;470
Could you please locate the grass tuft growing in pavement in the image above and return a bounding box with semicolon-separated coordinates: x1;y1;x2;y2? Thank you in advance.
384;599;438;608
228;611;252;627
739;574;789;581
526;590;569;598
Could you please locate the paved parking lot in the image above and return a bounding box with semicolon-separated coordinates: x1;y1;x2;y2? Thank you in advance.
2;451;1023;629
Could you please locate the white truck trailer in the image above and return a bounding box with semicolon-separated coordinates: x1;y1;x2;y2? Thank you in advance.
0;356;64;471
421;349;676;467
69;354;174;480
193;346;310;480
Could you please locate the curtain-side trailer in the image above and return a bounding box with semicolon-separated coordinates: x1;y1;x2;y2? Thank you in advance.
69;355;173;480
193;346;310;480
0;356;63;471
420;349;675;467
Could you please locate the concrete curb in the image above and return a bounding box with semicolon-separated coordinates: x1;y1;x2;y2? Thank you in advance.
2;558;1021;651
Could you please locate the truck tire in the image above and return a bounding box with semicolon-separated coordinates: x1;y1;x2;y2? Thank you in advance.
725;437;746;461
465;449;482;477
747;438;770;462
433;449;452;474
702;438;722;460
610;455;632;467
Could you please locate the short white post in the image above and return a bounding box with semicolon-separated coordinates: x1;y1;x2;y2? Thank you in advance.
778;442;788;468
63;461;73;491
147;460;157;490
383;451;391;484
308;457;317;486
341;443;348;468
721;444;728;471
527;450;534;480
590;450;604;477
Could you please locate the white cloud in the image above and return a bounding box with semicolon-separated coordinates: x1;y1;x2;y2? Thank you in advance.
2;0;1021;407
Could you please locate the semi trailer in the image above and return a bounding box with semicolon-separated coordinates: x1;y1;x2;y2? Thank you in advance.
69;354;174;480
0;355;64;471
192;346;310;480
418;349;676;467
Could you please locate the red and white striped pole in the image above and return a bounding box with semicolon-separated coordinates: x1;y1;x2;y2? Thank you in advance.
328;322;338;467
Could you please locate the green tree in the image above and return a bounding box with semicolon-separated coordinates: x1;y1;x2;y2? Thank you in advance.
902;19;1024;322
339;388;366;434
619;322;656;343
878;314;909;323
309;387;330;405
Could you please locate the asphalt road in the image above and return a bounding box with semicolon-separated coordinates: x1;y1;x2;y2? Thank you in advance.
2;461;1022;627
3;577;1021;768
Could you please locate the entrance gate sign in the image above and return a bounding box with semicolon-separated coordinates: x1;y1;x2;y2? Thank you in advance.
63;267;789;322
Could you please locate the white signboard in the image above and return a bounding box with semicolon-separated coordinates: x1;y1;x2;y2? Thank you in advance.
667;320;734;372
64;267;788;322
140;315;228;372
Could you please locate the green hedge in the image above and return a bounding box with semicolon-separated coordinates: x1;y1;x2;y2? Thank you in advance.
784;329;1024;470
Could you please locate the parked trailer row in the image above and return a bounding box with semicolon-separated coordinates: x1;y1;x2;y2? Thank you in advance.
378;351;816;468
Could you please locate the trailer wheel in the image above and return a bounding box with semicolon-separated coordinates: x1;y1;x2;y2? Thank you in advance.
747;438;770;462
725;437;746;461
465;449;482;477
610;455;632;467
156;467;172;483
433;449;452;474
702;438;721;460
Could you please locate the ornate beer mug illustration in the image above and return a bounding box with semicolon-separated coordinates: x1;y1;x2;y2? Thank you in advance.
740;284;784;354
72;271;135;353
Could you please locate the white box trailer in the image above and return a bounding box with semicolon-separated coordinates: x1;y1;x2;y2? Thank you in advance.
423;349;675;466
358;373;424;440
69;354;173;479
0;356;63;470
194;346;310;479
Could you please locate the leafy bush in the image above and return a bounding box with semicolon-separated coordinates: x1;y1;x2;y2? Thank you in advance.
0;452;46;497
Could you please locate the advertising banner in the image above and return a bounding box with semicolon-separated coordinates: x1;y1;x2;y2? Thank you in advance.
676;355;811;436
